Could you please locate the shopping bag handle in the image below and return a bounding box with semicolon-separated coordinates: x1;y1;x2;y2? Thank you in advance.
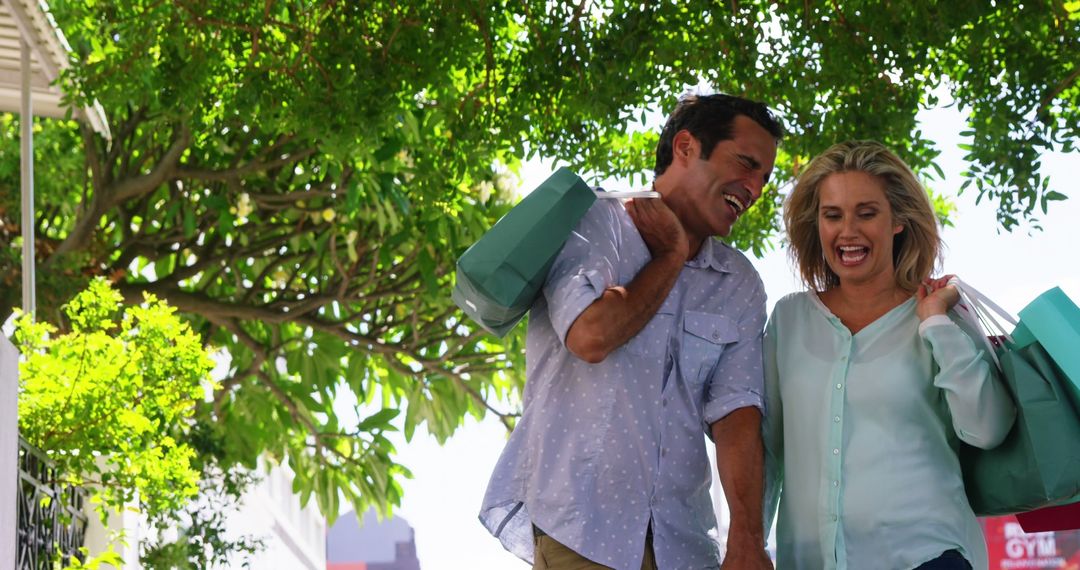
594;189;661;199
950;278;1018;371
951;278;1018;333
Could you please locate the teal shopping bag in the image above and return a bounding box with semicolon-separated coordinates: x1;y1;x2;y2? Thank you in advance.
453;168;659;336
961;340;1080;516
957;285;1080;516
1011;287;1080;410
452;168;596;337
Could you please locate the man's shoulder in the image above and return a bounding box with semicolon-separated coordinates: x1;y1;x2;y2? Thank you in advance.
576;195;629;231
710;238;763;279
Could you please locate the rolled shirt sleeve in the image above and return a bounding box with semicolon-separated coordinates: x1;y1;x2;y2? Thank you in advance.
541;202;621;345
703;272;767;425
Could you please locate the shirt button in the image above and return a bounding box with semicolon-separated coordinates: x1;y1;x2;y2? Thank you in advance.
661;448;667;457
711;331;720;340
833;416;840;423
840;355;847;362
662;398;668;407
833;480;839;488
835;383;842;390
830;515;838;522
832;448;839;455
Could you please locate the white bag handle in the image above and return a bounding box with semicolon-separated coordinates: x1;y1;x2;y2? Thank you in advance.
594;189;661;199
952;278;1018;336
949;278;1018;371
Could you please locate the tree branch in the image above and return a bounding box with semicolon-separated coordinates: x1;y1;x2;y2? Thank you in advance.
176;147;318;182
110;124;192;204
1038;67;1080;122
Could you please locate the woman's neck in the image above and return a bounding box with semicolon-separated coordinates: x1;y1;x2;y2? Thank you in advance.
833;279;908;308
820;276;911;334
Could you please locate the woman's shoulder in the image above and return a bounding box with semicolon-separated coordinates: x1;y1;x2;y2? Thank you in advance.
773;290;816;313
768;290;819;327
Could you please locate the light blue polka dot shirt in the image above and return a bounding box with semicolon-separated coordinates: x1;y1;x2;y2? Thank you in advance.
479;199;767;570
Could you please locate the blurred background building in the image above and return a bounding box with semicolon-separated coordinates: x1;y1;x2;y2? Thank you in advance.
327;508;421;570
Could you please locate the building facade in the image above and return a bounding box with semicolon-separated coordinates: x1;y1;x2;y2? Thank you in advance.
327;508;420;570
82;458;326;570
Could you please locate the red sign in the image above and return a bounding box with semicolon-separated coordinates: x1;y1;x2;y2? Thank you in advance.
981;515;1080;569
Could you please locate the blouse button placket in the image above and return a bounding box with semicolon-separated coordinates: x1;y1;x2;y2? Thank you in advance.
825;328;853;562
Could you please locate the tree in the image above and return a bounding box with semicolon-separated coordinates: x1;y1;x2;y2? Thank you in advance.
1;0;1076;520
15;278;209;516
14;278;213;567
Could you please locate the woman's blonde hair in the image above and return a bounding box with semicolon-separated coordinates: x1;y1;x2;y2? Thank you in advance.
784;140;941;293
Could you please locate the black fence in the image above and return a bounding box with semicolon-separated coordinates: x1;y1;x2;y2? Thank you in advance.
16;437;87;569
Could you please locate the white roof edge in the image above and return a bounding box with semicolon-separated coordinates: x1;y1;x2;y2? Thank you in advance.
1;0;110;139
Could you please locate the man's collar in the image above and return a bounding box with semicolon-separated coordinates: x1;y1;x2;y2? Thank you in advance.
685;237;732;273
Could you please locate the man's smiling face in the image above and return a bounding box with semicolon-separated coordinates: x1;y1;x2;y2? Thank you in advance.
666;115;777;242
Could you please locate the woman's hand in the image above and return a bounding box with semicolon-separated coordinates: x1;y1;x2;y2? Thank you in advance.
915;274;960;321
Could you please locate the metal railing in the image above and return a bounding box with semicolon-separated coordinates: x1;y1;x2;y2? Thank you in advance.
16;437;87;570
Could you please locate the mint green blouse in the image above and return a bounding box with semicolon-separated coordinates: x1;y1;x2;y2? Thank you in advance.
763;292;1016;570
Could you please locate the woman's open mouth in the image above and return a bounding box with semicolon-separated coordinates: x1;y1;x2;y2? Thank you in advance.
837;245;868;265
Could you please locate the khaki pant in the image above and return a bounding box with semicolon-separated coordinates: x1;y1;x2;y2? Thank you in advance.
532;530;658;570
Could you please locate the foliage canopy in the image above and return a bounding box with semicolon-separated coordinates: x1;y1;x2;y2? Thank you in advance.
1;0;1076;519
15;278;210;519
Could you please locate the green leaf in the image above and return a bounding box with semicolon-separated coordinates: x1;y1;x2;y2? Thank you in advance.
357;408;400;432
1045;191;1067;202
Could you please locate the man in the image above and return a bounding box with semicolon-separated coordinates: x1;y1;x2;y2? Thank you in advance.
480;94;782;570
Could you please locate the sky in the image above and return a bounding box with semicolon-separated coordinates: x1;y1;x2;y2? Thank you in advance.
381;100;1080;570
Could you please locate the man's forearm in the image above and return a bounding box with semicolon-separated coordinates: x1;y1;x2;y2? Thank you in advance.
712;407;767;549
565;251;683;363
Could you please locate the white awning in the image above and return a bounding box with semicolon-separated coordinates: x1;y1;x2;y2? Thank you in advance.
0;0;108;138
2;3;108;567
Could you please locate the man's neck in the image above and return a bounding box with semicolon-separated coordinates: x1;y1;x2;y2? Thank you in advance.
685;233;705;262
652;177;705;262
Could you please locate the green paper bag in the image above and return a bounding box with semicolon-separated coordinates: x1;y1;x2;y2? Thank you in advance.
961;340;1080;516
953;285;1080;517
1012;287;1080;411
451;168;597;337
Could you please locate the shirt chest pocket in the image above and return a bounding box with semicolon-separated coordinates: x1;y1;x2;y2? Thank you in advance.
681;311;739;386
625;306;676;361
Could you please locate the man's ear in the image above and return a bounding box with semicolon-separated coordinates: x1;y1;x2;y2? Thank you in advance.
672;130;699;166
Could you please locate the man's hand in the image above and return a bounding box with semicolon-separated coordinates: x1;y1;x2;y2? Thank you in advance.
563;198;686;363
625;197;688;261
720;546;774;570
712;408;770;570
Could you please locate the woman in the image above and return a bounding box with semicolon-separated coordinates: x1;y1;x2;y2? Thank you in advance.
762;141;1016;569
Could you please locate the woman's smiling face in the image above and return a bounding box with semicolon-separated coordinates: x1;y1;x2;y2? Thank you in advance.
817;171;904;287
